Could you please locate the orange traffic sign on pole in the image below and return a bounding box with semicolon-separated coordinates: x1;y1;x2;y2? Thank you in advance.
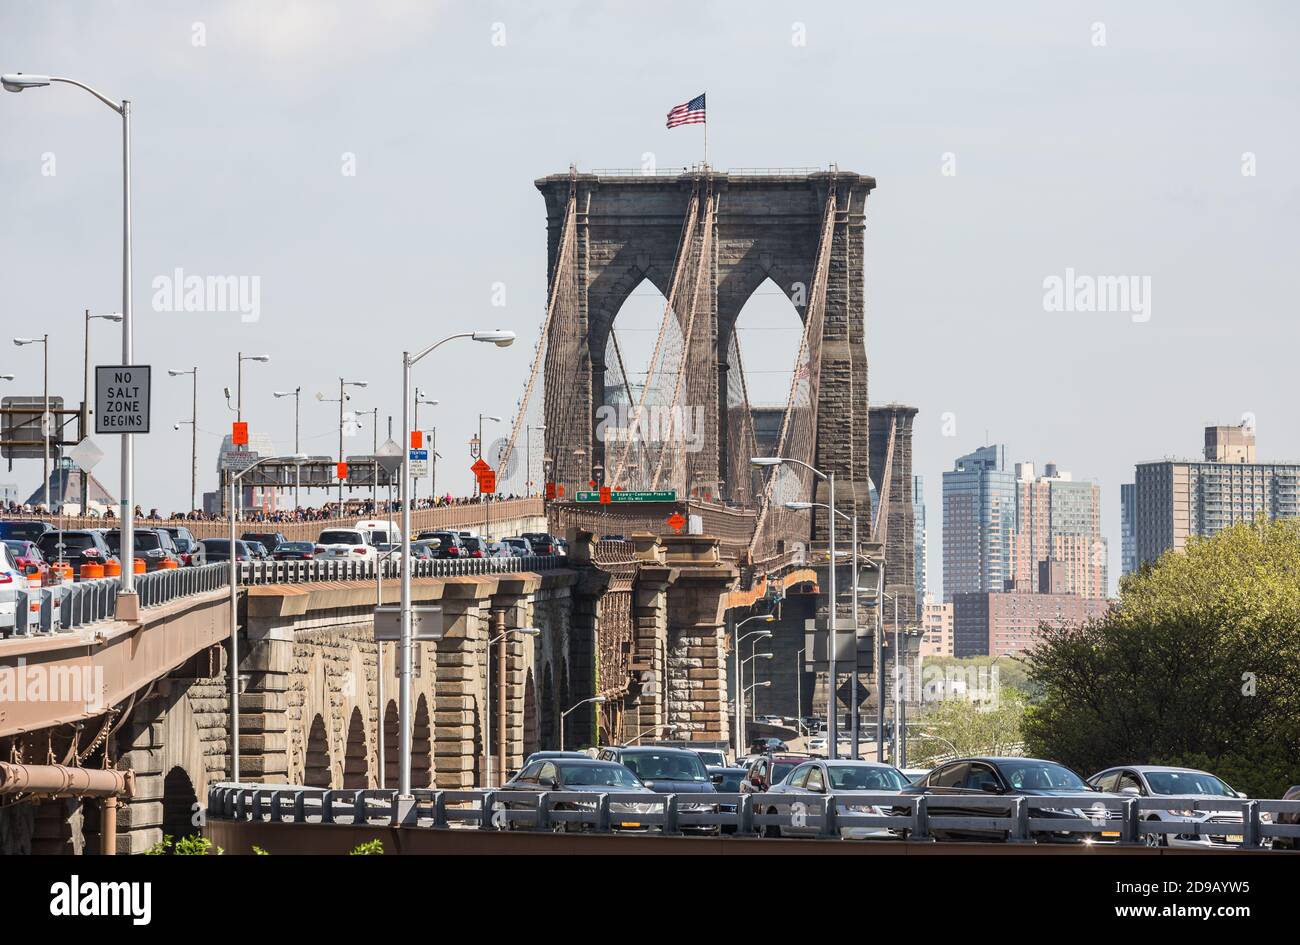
667;512;686;533
411;430;423;449
336;461;348;480
599;486;612;504
232;421;249;446
471;458;490;476
479;470;497;493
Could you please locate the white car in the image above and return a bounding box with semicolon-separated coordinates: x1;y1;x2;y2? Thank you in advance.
0;544;32;633
314;528;377;563
1088;765;1258;848
761;759;912;839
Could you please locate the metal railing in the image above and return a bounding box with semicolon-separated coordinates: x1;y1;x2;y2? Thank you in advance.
206;783;1300;850
234;555;567;586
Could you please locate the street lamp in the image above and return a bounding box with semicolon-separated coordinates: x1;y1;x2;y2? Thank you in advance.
413;391;438;503
227;452;307;781
477;413;501;492
484;626;540;786
167;368;197;513
81;311;122;510
559;695;606;752
733;614;775;759
857;559;886;762
235;352;269;422
398;329;515;799
754;455;838;757
273;388;302;508
13;335;50;509
3;72;138;594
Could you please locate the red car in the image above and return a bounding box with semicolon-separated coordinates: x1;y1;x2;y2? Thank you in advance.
2;539;49;581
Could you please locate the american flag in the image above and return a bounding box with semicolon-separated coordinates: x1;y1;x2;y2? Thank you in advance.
666;93;706;129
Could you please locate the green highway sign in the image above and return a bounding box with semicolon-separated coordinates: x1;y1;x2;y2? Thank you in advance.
575;490;677;503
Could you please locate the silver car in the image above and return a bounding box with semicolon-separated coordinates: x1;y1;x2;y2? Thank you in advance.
0;543;31;633
1088;765;1255;847
762;759;912;838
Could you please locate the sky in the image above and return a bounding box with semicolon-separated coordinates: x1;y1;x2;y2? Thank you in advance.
1;0;1297;595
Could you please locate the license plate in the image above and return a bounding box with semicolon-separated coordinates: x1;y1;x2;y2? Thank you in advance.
1101;831;1120;837
620;821;641;828
1226;834;1243;843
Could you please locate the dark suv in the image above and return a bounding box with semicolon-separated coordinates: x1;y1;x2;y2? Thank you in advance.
597;745;719;833
423;531;465;559
36;529;114;570
521;532;559;555
241;531;287;554
0;520;54;543
104;528;181;571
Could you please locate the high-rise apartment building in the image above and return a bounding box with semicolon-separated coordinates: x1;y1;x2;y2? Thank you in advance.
1120;482;1136;576
913;474;927;619
1012;462;1107;599
942;445;1016;602
1134;423;1300;568
920;597;954;657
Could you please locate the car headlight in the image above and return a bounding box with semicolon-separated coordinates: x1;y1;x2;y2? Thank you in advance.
1170;809;1197;818
611;801;654;815
679;801;717;813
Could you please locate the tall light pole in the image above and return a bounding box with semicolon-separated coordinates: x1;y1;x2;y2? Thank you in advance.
477;414;501;492
559;696;605;752
13;335;49;509
235;352;269;423
3;72;138;593
320;379;367;512
743;650;774;744
733;615;774;758
754;455;837;757
399;330;514;798
167;368;197;513
82;311;122;511
856;558;886;762
526;424;546;496
273;388;301;508
413;391;438;504
484;626;540;786
358;406;379;510
227;452;306;781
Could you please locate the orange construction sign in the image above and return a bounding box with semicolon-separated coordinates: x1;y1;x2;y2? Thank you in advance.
479;470;497;494
599;486;612;504
232;421;249;446
471;458;490;476
667;512;686;533
336;461;348;480
411;430;423;449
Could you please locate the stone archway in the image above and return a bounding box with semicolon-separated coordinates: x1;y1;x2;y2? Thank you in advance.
342;707;369;789
163;766;199;841
304;715;332;788
383;701;399;789
539;664;556;749
412;695;432;788
523;668;539;756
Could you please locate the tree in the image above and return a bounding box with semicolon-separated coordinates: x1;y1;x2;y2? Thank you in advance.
1022;520;1300;797
910;689;1027;768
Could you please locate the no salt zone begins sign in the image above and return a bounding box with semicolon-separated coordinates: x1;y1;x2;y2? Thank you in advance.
95;365;152;434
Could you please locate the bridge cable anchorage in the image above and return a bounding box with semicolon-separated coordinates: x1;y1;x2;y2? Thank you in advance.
608;187;702;491
747;188;839;566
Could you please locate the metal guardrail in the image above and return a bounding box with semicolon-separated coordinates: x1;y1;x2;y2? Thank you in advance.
206;784;1300;849
234;555;567;586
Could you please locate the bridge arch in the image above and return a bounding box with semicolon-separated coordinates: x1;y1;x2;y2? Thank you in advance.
383;701;398;788
412;695;432;788
304;715;332;788
342;707;369;789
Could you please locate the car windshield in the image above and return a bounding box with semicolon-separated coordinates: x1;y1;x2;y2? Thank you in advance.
203;540;238;553
696;750;726;766
40;533;96;552
826;765;909;791
172;537;195;551
1143;771;1235;796
106;532;162;552
558;764;642;788
279;542;313;552
0;522;47;541
771;761;800;783
319;531;365;545
4;540;31;555
621;751;708;782
998;761;1090;791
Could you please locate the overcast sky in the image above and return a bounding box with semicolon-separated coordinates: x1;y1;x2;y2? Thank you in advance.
2;1;1297;593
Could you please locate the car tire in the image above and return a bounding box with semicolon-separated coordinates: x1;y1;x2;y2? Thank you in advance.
764;807;782;838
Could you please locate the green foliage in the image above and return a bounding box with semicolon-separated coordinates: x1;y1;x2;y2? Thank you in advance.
1022;520;1300;797
910;689;1027;767
349;839;384;855
142;833;223;855
252;846;269;855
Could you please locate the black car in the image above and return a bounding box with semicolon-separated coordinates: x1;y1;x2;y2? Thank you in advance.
104;528;181;571
521;532;559;555
35;529;114;571
597;746;719;833
423;531;465;559
748;737;789;754
161;526;205;566
501;757;656;832
708;766;750;834
271;540;316;560
241;531;287;553
199;538;254;562
895;756;1119;843
0;520;54;543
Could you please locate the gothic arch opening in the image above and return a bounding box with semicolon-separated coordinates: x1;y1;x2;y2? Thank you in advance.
383;700;399;789
539;664;556;749
162;765;199;842
304;715;332;788
523;668;539;756
412;694;432;788
342;707;369;789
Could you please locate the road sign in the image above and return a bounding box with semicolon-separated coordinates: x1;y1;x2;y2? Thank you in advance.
667;512;686;533
67;438;104;473
599;486;612;504
1;396;68;459
221;450;260;472
232;421;249;446
410;430;423;449
479;469;497;493
575;489;677;503
409;448;429;479
471;457;490;476
94;365;150;434
336;461;348;480
375;437;403;476
374;605;445;641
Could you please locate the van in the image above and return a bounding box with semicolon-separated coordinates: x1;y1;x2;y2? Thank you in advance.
354;519;402;545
